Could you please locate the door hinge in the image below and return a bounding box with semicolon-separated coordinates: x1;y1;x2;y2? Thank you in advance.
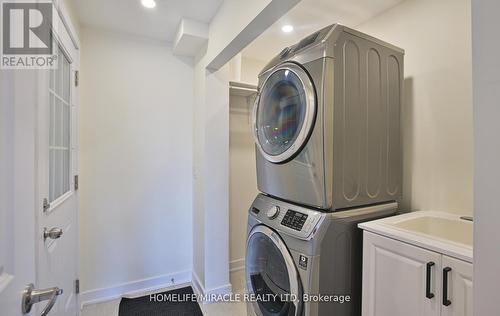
75;279;80;294
74;175;79;191
74;70;79;87
43;198;50;212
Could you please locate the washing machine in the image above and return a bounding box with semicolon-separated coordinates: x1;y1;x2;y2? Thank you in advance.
246;194;398;316
253;24;404;211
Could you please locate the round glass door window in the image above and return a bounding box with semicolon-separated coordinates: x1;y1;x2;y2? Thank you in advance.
254;64;316;163
246;226;302;316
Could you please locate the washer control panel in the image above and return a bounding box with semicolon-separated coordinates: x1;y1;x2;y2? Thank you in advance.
281;210;308;231
267;206;280;219
249;194;325;240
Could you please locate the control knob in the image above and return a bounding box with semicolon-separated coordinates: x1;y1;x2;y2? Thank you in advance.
267;206;280;220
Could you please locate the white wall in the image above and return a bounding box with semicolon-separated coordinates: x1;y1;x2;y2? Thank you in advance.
192;59;206;290
207;52;262;277
229;95;258;271
59;0;81;38
472;0;500;315
241;57;267;85
227;53;262;270
192;0;300;296
228;54;266;85
79;28;194;301
357;0;473;214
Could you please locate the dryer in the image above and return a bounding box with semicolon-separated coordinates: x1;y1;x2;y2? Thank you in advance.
246;194;398;316
253;24;404;211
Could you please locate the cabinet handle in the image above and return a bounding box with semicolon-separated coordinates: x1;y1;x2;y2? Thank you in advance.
443;267;452;306
426;262;435;299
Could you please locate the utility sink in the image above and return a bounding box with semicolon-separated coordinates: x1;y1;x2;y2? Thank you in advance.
392;216;473;247
359;211;474;263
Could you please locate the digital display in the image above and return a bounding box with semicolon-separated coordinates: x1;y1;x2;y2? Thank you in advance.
281;210;308;231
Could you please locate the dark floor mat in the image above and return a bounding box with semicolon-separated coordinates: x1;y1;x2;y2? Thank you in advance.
118;286;203;316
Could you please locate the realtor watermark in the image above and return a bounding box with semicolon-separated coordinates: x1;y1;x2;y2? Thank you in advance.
149;292;352;304
1;1;58;69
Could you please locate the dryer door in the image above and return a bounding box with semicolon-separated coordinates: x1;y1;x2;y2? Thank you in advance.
253;63;316;163
246;225;303;316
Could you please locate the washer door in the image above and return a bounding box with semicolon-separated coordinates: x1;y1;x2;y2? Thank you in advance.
253;63;316;163
246;225;302;316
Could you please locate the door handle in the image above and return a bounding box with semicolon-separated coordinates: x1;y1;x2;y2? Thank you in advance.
43;227;63;241
22;283;63;315
425;261;435;299
443;267;452;306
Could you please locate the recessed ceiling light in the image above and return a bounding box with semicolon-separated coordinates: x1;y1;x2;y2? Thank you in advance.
141;0;156;9
282;25;294;33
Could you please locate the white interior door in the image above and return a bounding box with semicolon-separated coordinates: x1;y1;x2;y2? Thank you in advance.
0;67;37;316
36;8;80;316
1;3;79;315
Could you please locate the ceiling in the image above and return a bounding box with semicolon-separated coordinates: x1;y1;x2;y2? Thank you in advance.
242;0;404;62
70;0;223;42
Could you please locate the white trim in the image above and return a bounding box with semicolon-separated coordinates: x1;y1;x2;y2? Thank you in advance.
0;273;13;294
230;258;245;272
205;283;233;298
47;190;73;213
191;270;233;304
191;270;204;297
49;88;71;106
52;0;80;49
79;269;191;308
122;281;192;299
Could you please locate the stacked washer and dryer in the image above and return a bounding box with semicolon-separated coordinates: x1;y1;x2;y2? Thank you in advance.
245;24;404;316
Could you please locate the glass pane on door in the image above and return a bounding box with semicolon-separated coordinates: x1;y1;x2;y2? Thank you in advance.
49;45;71;202
247;231;295;315
256;69;308;156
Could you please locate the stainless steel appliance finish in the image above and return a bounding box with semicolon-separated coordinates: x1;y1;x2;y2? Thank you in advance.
253;24;404;211
246;194;398;316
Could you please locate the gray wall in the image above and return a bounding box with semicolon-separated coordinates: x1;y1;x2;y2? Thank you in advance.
472;0;500;315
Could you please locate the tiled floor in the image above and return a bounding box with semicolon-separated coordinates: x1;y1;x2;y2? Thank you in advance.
81;270;247;316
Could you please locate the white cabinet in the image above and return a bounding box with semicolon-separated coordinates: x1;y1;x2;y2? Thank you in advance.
362;231;473;316
441;256;473;316
362;231;442;316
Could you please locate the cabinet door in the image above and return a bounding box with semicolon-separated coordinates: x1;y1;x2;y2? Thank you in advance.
441;256;473;316
362;231;441;316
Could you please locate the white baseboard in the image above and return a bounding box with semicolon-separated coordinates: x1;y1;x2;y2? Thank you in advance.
191;270;232;304
230;258;245;272
205;283;233;297
191;270;204;297
80;269;191;308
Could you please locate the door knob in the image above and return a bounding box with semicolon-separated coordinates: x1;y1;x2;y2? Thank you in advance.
22;283;63;315
43;227;63;240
